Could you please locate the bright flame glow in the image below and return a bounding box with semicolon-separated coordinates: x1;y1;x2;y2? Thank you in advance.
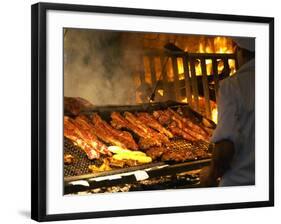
177;58;184;75
176;37;236;77
157;89;164;96
181;97;188;103
211;107;218;124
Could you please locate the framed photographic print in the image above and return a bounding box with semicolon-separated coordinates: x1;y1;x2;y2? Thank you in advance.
31;2;274;222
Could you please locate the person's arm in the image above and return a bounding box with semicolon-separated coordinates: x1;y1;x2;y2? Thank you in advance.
213;139;235;176
200;140;235;186
200;78;238;187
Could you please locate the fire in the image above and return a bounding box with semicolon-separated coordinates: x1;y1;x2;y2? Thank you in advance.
181;97;188;103
175;37;235;123
157;89;164;96
211;107;218;124
181;96;218;124
176;36;236;77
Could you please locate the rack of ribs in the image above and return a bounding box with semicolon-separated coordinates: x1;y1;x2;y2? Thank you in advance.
145;146;168;160
111;112;163;149
168;125;196;141
64;116;100;159
91;114;130;149
167;108;209;137
161;147;197;162
152;110;172;126
74;115;111;156
91;113;138;150
136;112;174;138
124;112;169;143
163;109;209;141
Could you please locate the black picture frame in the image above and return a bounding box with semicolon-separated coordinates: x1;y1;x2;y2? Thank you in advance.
31;2;274;222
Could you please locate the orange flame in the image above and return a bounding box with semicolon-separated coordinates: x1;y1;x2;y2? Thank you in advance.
177;36;236;77
211;107;218;124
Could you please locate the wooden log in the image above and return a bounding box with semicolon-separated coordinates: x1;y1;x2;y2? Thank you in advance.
137;55;149;103
183;55;192;105
234;49;240;70
223;58;230;77
160;56;170;100
212;58;219;101
171;56;181;101
148;56;157;85
200;59;211;119
189;58;199;111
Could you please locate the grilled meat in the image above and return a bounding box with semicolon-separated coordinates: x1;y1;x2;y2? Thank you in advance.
152;109;205;141
124;112;169;143
145;147;168;160
168;126;196;141
89;158;112;172
136;112;173;138
159;109;209;141
92;120;127;149
108;157;125;168
138;137;162;150
92;113;138;150
64;116;100;159
64;97;94;116
192;140;211;159
124;159;139;167
192;148;211;159
111;112;164;148
167;108;209;138
153;110;172;126
111;112;146;137
74;115;111;156
161;148;196;162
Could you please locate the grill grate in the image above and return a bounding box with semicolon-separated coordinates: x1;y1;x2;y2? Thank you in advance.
64;103;213;179
166;138;209;152
64;137;211;178
64;138;104;177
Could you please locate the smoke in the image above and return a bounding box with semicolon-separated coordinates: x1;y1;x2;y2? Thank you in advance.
64;28;140;105
64;29;247;106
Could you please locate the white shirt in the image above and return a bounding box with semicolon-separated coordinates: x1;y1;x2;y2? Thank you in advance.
211;59;255;186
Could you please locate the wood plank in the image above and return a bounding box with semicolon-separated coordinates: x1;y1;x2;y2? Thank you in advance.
189;58;199;111
200;59;211;119
171;56;181;101
160;56;169;100
148;56;157;85
234;49;240;70
212;58;219;101
183;55;192;105
223;58;230;77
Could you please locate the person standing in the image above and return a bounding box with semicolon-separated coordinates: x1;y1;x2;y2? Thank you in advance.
200;38;255;187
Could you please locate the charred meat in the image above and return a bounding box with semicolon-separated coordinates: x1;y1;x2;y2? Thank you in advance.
161;148;197;162
74;115;111;156
92;113;138;150
145;147;168;160
136;112;173;138
124;112;169;144
168;125;196;141
64;116;101;159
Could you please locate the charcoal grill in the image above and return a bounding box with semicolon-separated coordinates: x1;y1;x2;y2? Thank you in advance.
64;101;214;194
